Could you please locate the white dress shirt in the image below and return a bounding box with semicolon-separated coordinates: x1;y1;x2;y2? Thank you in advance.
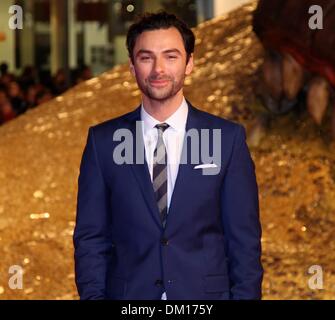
141;97;188;300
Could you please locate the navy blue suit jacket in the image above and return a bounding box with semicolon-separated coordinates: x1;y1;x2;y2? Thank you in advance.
73;101;263;300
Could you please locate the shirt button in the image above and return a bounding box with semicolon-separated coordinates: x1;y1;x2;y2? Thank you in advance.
155;279;163;287
161;237;169;246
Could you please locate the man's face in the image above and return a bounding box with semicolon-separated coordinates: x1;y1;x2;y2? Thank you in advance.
129;27;193;101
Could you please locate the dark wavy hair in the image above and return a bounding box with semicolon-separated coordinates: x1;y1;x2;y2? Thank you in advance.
126;11;195;64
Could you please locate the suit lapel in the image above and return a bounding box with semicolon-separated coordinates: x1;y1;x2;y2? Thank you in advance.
166;102;203;228
126;107;163;229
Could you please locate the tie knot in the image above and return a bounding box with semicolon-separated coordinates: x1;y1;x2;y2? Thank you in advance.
155;123;169;133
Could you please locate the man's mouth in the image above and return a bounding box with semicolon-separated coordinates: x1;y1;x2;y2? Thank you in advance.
149;78;170;87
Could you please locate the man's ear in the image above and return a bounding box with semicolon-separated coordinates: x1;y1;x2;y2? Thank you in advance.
129;58;136;77
185;54;194;76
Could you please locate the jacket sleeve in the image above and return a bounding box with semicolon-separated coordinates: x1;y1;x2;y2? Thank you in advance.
221;124;263;300
73;127;112;299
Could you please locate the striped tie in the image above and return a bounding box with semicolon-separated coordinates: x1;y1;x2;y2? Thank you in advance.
153;123;169;227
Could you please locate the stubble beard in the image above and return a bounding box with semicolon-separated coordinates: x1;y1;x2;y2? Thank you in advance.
138;74;185;102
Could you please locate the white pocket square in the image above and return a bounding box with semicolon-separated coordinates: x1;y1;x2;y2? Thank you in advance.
194;163;218;169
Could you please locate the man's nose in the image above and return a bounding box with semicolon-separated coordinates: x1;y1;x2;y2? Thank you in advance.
153;57;165;74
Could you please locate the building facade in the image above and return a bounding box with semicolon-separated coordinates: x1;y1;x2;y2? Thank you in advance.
0;0;250;77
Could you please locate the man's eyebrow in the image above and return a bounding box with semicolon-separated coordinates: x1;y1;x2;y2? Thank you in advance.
136;49;153;56
163;49;182;55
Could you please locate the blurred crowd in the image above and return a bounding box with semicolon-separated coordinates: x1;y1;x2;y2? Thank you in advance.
0;62;93;125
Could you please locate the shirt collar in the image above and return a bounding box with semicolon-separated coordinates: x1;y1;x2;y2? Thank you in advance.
141;97;188;135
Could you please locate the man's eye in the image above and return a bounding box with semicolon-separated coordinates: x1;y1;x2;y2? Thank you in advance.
168;56;177;59
140;56;151;61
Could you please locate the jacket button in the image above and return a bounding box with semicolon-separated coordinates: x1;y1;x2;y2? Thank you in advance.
155;279;163;287
161;237;169;246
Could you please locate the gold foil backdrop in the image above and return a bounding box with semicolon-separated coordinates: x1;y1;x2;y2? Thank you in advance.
0;1;335;299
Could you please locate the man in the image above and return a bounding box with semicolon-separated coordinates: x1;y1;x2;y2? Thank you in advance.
73;12;263;300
